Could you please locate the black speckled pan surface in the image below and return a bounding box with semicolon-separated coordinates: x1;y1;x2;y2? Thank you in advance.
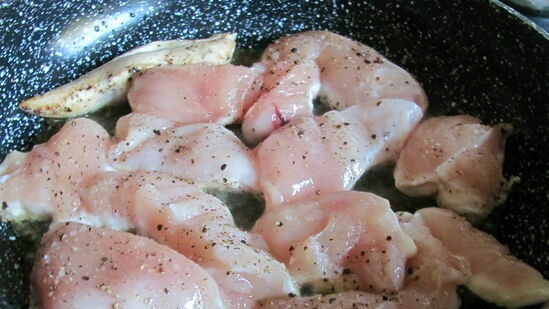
0;0;547;308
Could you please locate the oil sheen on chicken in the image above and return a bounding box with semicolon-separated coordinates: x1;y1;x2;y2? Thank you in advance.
33;221;226;309
394;115;511;220
253;191;416;294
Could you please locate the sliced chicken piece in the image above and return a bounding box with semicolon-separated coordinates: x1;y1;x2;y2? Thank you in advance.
396;211;470;309
109;113;259;192
394;115;488;195
253;191;416;294
110;111;177;145
0;118;113;222
78;171;298;308
240;30;426;145
419;207;549;308
20;33;237;118
335;98;424;166
128;63;260;125
256;210;471;309
262;30;428;111
256;98;422;207
255;116;343;207
241;60;321;144
394;115;511;220
33;222;225;309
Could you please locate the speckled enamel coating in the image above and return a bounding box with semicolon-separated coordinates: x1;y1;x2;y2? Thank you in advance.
0;1;547;308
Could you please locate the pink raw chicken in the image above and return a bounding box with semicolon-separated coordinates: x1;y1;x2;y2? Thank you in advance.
78;171;298;308
262;30;428;112
0;118;113;222
394;115;511;220
109;112;260;192
395;211;470;308
33;222;225;309
257;211;470;309
256;98;422;207
127;63;259;125
241;30;426;144
418;207;549;308
252;191;417;294
241;60;321;144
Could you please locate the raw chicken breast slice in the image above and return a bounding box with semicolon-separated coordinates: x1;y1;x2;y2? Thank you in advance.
241;60;321;144
242;30;426;145
256;211;470;309
256;116;346;207
394;115;484;196
0;118;113;222
112;111;177;144
127;63;259;125
256;98;422;207
418;207;549;308
394;115;511;220
335;98;424;166
396;211;470;309
262;30;428;111
78;171;298;308
253;191;416;294
33;222;225;309
109;112;260;192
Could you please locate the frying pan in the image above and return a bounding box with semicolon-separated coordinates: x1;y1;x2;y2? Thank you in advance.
0;0;547;308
